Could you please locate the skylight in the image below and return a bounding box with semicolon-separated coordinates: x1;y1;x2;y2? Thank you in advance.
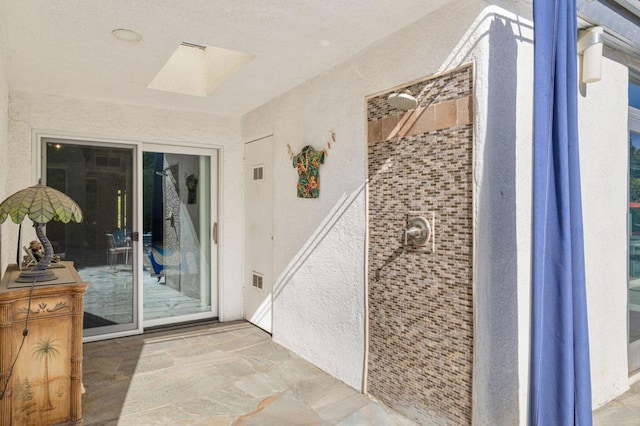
148;42;255;97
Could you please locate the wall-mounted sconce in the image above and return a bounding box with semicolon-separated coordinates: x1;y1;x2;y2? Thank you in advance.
578;26;604;84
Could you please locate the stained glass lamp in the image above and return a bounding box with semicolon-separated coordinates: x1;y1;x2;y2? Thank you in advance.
0;180;83;282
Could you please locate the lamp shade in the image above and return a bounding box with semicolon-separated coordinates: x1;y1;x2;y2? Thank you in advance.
0;181;83;225
0;181;82;282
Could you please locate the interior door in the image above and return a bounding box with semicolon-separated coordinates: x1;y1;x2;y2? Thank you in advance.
244;136;274;332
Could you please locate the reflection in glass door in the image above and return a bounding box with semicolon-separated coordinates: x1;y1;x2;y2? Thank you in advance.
629;103;640;372
45;139;136;337
142;150;215;325
43;139;217;338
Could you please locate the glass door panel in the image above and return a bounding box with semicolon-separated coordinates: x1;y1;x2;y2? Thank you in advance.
43;139;217;337
629;104;640;372
44;139;136;337
142;151;213;324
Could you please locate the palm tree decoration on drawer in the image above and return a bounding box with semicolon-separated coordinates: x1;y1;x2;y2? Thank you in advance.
0;179;83;282
32;336;61;411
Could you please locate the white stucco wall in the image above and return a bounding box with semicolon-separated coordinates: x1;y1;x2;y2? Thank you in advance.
6;91;244;321
470;7;534;426
0;44;8;274
0;0;630;423
243;0;630;423
474;23;630;424
473;20;630;423
578;57;630;407
241;0;535;406
419;6;631;421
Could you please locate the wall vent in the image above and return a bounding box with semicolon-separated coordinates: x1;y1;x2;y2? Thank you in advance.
253;165;264;181
252;272;263;289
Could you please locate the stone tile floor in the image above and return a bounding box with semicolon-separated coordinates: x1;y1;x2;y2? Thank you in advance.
82;321;416;425
83;319;640;425
593;380;640;425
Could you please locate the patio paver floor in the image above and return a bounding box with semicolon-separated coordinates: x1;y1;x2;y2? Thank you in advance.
82;321;416;425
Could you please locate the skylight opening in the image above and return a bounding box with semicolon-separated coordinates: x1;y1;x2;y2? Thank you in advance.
148;43;255;97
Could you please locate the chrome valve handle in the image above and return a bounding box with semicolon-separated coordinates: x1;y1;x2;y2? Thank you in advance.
404;216;431;246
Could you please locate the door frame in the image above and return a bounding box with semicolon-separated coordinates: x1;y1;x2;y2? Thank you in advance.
629;107;640;372
39;134;141;341
141;143;220;329
243;135;274;333
33;130;222;341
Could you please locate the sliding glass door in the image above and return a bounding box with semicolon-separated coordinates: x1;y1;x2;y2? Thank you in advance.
141;148;217;326
45;139;137;337
42;137;218;339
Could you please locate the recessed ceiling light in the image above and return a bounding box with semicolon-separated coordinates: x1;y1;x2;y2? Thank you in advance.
112;29;142;42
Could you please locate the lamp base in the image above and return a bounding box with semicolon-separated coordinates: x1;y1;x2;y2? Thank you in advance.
15;269;57;283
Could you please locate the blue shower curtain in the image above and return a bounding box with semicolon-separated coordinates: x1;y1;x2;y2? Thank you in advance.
530;1;592;425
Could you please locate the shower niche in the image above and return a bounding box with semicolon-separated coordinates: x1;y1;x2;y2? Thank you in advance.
366;63;474;424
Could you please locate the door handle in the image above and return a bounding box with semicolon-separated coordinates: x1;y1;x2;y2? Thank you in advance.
213;222;218;244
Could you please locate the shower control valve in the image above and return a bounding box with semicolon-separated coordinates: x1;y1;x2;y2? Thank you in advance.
404;216;431;246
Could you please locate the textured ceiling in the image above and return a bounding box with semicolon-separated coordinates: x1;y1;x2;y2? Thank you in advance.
0;0;452;117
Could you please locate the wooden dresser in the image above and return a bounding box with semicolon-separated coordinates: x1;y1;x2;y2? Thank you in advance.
0;262;87;426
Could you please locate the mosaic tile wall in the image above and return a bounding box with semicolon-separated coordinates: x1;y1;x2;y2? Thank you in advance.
367;64;473;425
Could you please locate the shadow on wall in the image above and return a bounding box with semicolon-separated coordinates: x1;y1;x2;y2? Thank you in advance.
440;7;533;75
475;15;523;425
272;184;365;302
269;184;366;390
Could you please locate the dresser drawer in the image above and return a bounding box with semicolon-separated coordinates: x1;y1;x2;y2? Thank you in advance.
13;294;73;321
